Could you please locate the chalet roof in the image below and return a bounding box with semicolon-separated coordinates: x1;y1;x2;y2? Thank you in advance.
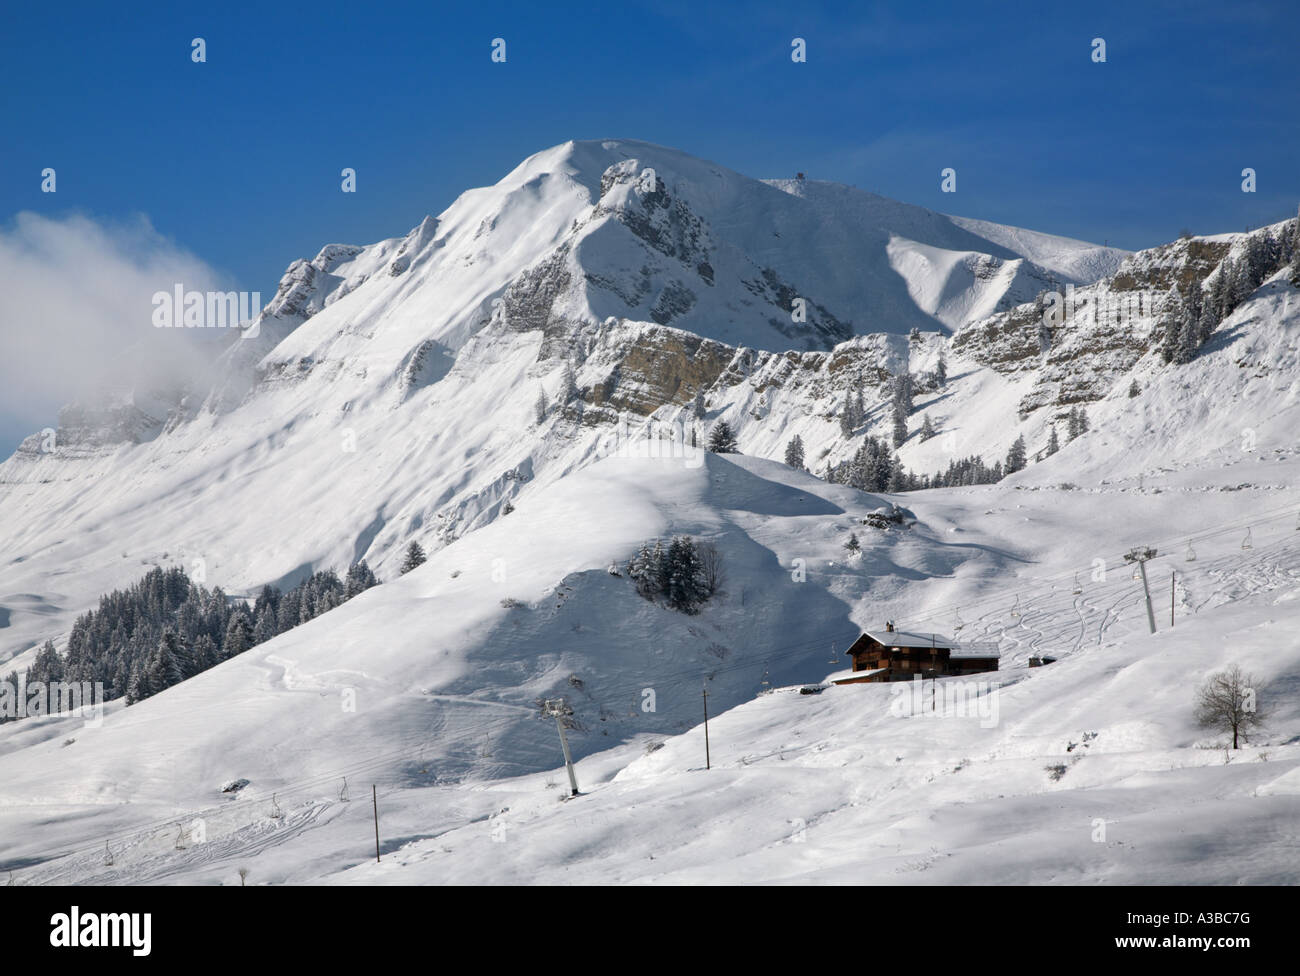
860;630;953;648
852;631;1001;659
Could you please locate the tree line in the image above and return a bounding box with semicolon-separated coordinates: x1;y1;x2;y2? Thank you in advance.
1;560;379;719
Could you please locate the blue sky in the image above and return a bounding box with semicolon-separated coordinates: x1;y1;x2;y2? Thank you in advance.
1;0;1298;451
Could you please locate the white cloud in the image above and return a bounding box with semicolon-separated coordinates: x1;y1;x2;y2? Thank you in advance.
0;212;236;439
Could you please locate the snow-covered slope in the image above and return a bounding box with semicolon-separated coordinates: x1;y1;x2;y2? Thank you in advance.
3;451;1298;884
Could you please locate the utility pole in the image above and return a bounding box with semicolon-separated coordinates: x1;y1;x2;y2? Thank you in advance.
543;699;579;796
702;687;711;770
1124;546;1159;634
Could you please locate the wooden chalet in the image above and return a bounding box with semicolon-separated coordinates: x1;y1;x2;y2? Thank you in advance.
833;621;999;685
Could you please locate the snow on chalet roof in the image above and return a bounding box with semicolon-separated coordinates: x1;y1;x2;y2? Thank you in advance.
861;630;953;648
857;631;1001;659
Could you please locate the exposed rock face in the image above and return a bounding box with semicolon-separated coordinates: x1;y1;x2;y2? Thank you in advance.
578;323;737;422
951;224;1287;417
596;164;712;274
559;319;904;447
501;247;573;336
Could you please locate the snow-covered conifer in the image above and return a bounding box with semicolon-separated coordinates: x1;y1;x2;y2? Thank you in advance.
707;420;739;454
784;434;805;470
400;541;427;575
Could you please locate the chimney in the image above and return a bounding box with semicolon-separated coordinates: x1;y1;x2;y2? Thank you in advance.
885;621;894;633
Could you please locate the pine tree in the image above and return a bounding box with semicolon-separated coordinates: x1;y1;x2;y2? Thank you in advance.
651;539;669;597
222;613;252;660
1127;379;1140;398
1066;407;1082;441
152;631;185;688
843;532;861;555
192;634;219;674
1159;286;1185;364
920;414;936;441
627;542;660;600
1228;256;1254;310
126;662;151;705
933;352;947;388
891;372;914;416
891;402;908;448
692;389;707;420
838;393;859;437
1047;426;1060;455
784;434;805;470
887;455;906;492
664;536;706;613
345;560;377;598
706;420;739;454
1005;434;1027;474
535;388;547;424
1245;233;1269;286
400;541;427;575
1291;208;1300;283
1176;308;1201;364
29;640;63;686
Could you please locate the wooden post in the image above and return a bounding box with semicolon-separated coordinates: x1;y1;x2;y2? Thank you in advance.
372;785;380;863
702;688;711;770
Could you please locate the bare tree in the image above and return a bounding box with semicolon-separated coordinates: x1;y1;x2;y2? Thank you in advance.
697;540;725;597
1195;664;1265;749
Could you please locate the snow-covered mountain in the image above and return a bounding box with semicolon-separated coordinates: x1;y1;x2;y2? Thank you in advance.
1;138;1298;885
0;139;1130;657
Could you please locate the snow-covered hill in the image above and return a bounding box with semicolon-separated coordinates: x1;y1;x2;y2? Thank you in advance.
3;450;1298;884
1;138;1297;885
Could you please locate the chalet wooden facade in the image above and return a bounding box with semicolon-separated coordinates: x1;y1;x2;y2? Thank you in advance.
833;622;999;684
